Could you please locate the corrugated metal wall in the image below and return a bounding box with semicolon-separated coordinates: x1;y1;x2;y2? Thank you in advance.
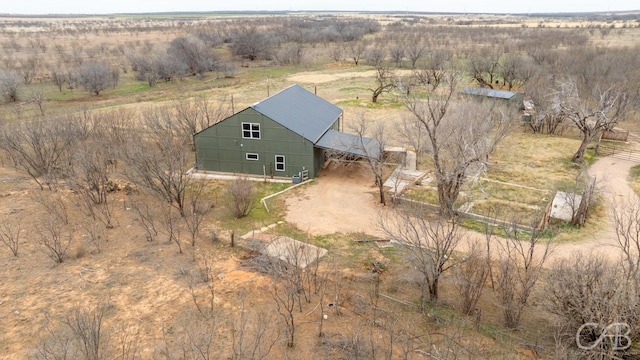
195;108;321;178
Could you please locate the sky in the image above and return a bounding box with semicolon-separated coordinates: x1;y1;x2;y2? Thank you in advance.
1;0;638;15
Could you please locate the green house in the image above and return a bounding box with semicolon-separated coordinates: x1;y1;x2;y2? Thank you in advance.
194;84;375;179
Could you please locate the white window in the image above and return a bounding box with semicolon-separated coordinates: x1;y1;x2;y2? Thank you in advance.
242;122;261;139
275;155;285;172
246;153;259;161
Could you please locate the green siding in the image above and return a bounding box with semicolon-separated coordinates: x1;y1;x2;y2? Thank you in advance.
195;108;323;178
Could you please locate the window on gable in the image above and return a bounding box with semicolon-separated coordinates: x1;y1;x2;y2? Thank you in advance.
275;155;285;172
246;153;259;161
242;122;261;139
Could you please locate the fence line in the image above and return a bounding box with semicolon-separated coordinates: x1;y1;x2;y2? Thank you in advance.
393;197;537;233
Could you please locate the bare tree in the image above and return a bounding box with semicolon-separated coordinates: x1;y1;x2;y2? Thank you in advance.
346;41;366;66
168;35;217;76
274;42;304;66
0;117;74;190
453;240;489;315
172;94;231;149
0;70;21;102
414;49;451;92
126;112;192;217
468;47;503;89
31;191;70;225
551;79;630;164
349;114;388;205
379;203;462;306
78;61;116;95
64;305;108;360
405;40;425;69
0;218;21;256
499;54;532;91
68;141;115;228
131;198;159;242
369;65;396;104
49;66;66;92
403;69;513;217
184;182;212;247
29;89;47;116
160;204;182;253
231;26;272;61
493;226;551;329
227;175;256;218
611;195;640;291
231;296;279;360
546;252;638;357
389;43;405;68
365;47;386;67
522;75;565;134
39;218;72;263
395;113;427;156
272;274;297;348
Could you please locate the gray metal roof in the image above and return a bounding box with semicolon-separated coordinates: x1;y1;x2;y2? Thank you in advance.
460;86;519;100
316;129;381;159
252;84;343;144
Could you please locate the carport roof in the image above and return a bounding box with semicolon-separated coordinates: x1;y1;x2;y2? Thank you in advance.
316;129;381;158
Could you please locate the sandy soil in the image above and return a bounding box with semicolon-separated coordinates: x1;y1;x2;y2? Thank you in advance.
284;162;386;237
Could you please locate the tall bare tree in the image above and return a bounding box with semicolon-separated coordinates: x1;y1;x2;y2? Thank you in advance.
403;69;513;217
127;111;192;217
349;114;388;205
551;79;630;164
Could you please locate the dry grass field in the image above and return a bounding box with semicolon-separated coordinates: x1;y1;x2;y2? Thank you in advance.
0;11;639;359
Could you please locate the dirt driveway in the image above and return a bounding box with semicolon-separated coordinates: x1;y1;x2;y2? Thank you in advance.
284;162;387;237
284;152;640;264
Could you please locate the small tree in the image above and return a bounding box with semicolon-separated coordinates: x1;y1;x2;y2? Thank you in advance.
184;182;213;247
0;218;21;256
493;226;551;329
0;70;21;102
78;61;116;96
453;240;489;315
39;218;72;263
369;65;396;104
379;203;461;306
228;175;256;218
64;305;108;360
